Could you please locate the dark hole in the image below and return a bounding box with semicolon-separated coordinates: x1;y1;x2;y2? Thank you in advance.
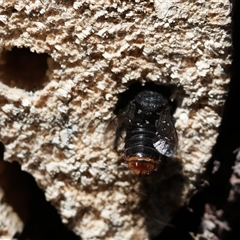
0;143;81;240
0;47;49;91
0;142;4;159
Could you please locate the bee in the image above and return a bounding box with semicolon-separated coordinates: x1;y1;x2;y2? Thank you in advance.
115;90;178;175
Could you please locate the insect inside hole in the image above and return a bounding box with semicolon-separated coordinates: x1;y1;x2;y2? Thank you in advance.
115;90;178;175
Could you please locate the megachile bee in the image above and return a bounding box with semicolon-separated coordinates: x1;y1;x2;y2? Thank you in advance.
115;90;178;175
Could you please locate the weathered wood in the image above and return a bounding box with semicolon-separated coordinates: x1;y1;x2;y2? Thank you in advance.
0;0;231;239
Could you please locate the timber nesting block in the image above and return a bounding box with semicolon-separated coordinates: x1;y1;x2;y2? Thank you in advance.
0;0;231;239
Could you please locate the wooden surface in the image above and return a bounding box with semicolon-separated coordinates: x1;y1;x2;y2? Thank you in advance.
0;0;231;239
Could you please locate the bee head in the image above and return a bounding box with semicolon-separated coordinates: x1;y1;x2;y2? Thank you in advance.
135;91;167;112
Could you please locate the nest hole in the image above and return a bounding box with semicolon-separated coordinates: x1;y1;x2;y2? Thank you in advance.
0;47;50;91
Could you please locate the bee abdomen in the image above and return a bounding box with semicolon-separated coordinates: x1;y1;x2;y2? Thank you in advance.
125;126;155;146
124;126;161;175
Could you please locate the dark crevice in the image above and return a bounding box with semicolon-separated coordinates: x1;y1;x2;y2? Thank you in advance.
0;143;81;240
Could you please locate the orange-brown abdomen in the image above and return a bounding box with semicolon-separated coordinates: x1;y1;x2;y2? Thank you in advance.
126;155;160;175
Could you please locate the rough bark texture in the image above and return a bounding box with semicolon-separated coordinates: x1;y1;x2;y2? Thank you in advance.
0;188;23;239
0;0;231;239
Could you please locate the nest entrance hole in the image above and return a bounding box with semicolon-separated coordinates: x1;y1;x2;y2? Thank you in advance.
0;47;50;91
